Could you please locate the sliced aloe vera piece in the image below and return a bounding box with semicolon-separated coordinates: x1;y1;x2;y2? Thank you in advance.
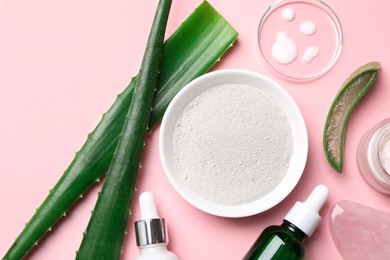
3;2;238;259
323;62;380;173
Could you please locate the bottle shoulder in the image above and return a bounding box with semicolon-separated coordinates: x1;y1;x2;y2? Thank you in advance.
135;246;178;260
260;225;306;252
263;225;301;238
135;251;178;260
243;226;305;260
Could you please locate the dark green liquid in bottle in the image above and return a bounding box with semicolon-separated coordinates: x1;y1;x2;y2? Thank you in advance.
243;220;307;260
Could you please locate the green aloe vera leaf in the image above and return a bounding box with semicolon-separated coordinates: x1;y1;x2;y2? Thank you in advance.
76;0;171;258
149;1;238;127
323;62;380;173
3;2;238;260
3;81;135;260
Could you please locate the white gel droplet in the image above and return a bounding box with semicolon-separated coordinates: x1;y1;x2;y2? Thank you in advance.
272;31;298;64
281;7;295;21
300;21;317;35
301;46;319;63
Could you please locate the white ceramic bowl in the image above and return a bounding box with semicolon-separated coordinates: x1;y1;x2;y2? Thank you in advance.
159;69;308;218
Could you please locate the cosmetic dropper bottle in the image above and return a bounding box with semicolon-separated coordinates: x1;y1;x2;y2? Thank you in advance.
243;185;330;260
134;191;178;260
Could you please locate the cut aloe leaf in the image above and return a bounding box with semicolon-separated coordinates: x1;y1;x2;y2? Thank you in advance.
3;2;238;259
323;62;380;173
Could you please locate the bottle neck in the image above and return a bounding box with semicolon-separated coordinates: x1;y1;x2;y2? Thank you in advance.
139;243;169;254
281;220;308;242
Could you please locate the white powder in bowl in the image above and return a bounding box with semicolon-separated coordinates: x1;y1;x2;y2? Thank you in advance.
172;83;293;206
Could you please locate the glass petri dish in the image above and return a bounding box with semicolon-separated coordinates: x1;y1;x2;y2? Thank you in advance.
258;0;343;81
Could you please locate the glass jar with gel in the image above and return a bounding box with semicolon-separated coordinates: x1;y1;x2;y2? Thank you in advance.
357;118;390;194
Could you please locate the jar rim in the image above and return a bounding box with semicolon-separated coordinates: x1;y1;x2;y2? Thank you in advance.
368;120;390;187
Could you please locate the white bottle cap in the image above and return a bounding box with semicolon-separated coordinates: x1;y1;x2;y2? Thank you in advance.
284;184;330;237
140;191;160;219
135;192;167;247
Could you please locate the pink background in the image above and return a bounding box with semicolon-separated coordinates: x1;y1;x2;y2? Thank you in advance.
1;0;389;259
